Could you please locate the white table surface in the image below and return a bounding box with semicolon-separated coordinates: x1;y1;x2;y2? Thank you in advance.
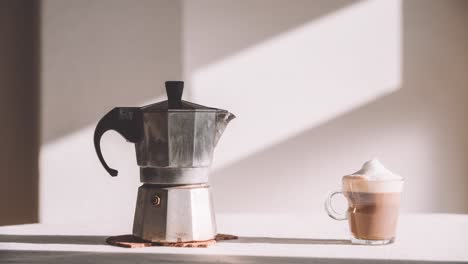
0;214;467;263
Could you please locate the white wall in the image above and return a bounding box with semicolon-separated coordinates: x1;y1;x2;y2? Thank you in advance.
39;0;468;227
183;0;468;214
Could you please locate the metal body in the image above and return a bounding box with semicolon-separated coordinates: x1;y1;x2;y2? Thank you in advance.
133;184;216;242
94;81;234;242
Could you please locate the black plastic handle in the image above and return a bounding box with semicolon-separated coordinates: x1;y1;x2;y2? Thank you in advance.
166;81;184;108
93;107;142;176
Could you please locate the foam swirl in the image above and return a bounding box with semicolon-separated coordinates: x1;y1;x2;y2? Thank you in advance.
343;159;403;193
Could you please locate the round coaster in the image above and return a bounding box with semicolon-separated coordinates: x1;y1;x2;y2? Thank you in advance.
106;234;238;248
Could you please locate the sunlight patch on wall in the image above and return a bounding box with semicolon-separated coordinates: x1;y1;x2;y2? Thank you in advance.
190;0;402;169
40;0;402;224
40;125;137;224
39;95;168;224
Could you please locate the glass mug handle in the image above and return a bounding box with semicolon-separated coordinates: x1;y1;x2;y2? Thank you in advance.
324;191;348;220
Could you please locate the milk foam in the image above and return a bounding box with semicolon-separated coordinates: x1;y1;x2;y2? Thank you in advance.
343;159;403;193
351;159;402;181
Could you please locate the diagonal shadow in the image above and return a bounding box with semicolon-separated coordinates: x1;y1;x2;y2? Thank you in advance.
211;0;468;214
41;0;361;144
211;91;409;213
35;0;371;228
184;0;361;71
41;0;182;144
43;0;361;144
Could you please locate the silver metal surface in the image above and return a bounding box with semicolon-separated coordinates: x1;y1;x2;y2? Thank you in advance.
133;184;217;242
135;111;217;170
140;167;209;184
215;111;236;147
96;83;235;243
131;99;233;242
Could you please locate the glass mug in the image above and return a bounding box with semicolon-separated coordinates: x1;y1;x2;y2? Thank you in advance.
325;176;404;245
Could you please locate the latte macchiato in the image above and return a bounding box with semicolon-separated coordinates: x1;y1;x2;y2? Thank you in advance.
325;159;404;245
343;176;403;241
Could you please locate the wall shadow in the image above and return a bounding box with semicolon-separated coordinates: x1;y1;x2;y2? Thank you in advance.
39;0;371;225
38;0;183;225
210;0;468;214
41;0;183;143
0;0;40;225
36;0;468;226
184;0;360;72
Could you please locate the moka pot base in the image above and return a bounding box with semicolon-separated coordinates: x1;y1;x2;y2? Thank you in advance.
132;183;217;242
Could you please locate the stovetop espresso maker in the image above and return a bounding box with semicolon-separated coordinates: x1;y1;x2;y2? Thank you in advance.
94;81;235;242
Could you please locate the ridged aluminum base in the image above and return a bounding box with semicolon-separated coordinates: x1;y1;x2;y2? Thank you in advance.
140;167;209;185
132;184;216;242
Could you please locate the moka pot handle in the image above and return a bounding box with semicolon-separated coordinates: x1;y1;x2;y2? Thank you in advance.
93;107;142;176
